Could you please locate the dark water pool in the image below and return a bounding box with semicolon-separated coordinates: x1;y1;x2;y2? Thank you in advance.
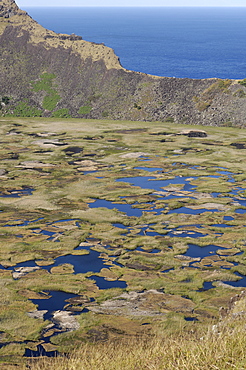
197;281;215;291
3;217;44;227
25;290;86;358
50;250;110;273
31;291;79;321
235;208;246;214
4;247;116;275
90;199;143;217
223;272;246;287
117;175;197;192
0;187;34;197
88;275;127;289
184;244;225;258
211;224;234;228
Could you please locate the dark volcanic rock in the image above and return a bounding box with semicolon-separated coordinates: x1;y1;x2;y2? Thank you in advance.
0;0;26;18
230;142;246;149
178;129;207;137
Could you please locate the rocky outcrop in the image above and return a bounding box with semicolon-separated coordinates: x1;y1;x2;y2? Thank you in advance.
0;0;26;18
208;290;246;337
12;266;41;279
52;310;80;331
87;290;195;316
0;0;246;127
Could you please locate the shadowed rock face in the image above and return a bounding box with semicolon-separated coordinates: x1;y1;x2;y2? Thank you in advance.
0;0;246;126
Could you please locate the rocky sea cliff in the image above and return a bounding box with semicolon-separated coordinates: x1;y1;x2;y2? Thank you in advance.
0;0;246;126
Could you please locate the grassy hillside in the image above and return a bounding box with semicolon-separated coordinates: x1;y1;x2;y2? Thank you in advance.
29;326;246;370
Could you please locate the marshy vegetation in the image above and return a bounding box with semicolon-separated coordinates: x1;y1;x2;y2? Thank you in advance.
0;117;245;368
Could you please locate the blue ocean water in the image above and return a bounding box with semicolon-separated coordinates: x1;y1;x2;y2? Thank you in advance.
25;7;246;79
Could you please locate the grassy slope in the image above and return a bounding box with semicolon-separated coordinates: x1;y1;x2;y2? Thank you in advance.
27;324;246;369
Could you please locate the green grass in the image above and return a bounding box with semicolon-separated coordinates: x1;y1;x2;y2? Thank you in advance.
32;73;57;93
79;106;92;115
12;102;42;117
51;108;71;118
32;73;61;111
42;93;61;111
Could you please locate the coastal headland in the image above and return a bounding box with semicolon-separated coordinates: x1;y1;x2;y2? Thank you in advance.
1;0;246;127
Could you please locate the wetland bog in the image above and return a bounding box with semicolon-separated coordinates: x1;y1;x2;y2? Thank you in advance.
0;117;246;364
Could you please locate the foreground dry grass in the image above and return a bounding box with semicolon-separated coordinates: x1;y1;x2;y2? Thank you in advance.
29;324;246;370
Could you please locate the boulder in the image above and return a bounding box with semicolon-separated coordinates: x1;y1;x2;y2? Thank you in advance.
12;266;40;279
52;310;80;331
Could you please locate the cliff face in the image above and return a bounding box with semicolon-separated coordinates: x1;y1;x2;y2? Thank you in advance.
0;0;246;126
0;0;25;17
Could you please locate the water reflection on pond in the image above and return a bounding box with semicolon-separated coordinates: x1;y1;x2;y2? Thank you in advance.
90;199;143;217
117;175;197;192
184;244;225;258
5;247;118;275
88;275;127;289
0;187;34;197
31;291;79;321
223;272;246;287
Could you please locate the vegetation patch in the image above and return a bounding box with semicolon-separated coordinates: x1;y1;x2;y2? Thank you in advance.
78;106;92;115
51;109;71;118
32;73;61;111
238;78;246;87
194;79;232;112
12;101;42;117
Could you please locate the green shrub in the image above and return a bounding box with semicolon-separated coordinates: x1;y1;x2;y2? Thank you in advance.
2;96;10;105
32;73;56;93
78;106;92;115
233;89;246;98
217;79;232;89
51;108;71;118
43;93;61;111
32;73;61;110
13;102;42;117
196;100;211;111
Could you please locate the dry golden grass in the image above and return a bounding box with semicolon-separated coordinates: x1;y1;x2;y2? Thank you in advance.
29;323;246;370
7;11;123;70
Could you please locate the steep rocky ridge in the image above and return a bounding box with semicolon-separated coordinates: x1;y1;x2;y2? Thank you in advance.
0;0;246;126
